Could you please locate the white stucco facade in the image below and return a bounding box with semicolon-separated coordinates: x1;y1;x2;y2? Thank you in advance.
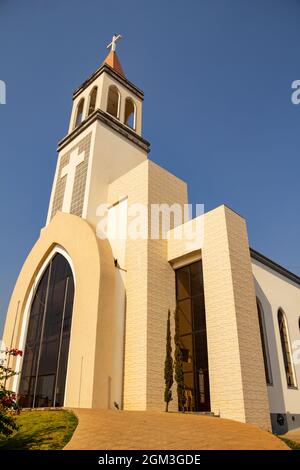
252;254;300;433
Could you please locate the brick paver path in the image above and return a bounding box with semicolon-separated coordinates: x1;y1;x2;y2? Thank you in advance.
64;409;288;450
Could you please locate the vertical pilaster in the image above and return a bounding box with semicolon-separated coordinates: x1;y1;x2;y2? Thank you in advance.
202;205;271;429
107;160;188;410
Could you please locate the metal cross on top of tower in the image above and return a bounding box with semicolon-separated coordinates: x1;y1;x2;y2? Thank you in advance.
107;34;122;52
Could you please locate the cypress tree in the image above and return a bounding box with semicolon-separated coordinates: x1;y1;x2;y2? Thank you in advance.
164;310;173;412
174;307;186;412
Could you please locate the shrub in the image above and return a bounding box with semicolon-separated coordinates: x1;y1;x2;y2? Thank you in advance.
0;347;22;436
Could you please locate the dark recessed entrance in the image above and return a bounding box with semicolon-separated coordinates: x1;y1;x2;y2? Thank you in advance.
175;260;210;412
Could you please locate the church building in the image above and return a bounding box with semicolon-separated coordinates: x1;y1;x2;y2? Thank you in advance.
3;37;300;434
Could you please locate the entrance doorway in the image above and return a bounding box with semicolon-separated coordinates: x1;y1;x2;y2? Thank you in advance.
175;261;210;412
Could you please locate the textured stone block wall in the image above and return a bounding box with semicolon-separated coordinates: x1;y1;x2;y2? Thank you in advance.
108;161;149;410
202;205;271;429
108;160;188;411
146;162;188;410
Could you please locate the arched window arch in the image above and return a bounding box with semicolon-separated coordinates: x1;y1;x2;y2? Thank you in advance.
18;252;75;408
124;97;136;129
74;98;84;128
278;309;296;388
106;85;120;118
87;86;98;116
256;299;272;385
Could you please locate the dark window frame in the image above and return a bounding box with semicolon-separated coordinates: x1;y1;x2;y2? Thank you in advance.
256;299;273;385
278;309;296;389
18;253;75;408
175;260;210;412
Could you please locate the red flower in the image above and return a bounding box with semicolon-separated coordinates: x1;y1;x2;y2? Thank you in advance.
0;396;13;407
7;348;23;357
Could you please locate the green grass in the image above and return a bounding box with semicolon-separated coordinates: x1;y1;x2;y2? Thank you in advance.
279;436;300;450
0;410;78;450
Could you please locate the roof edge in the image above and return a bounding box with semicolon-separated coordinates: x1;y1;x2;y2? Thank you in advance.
250;248;300;286
73;63;144;100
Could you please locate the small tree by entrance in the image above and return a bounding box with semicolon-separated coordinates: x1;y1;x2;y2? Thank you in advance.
0;347;22;436
164;310;173;412
174;308;186;412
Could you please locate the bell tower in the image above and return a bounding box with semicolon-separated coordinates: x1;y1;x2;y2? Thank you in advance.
46;35;150;227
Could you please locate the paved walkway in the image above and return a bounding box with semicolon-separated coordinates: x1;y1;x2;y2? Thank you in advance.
64;409;288;450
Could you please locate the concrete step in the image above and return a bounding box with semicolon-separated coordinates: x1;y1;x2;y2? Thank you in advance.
185;411;218;417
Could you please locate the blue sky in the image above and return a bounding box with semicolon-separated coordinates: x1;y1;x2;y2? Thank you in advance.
0;0;300;333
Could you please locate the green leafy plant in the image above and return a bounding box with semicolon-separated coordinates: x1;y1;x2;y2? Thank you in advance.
174;308;186;412
164;310;173;412
0;347;22;436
